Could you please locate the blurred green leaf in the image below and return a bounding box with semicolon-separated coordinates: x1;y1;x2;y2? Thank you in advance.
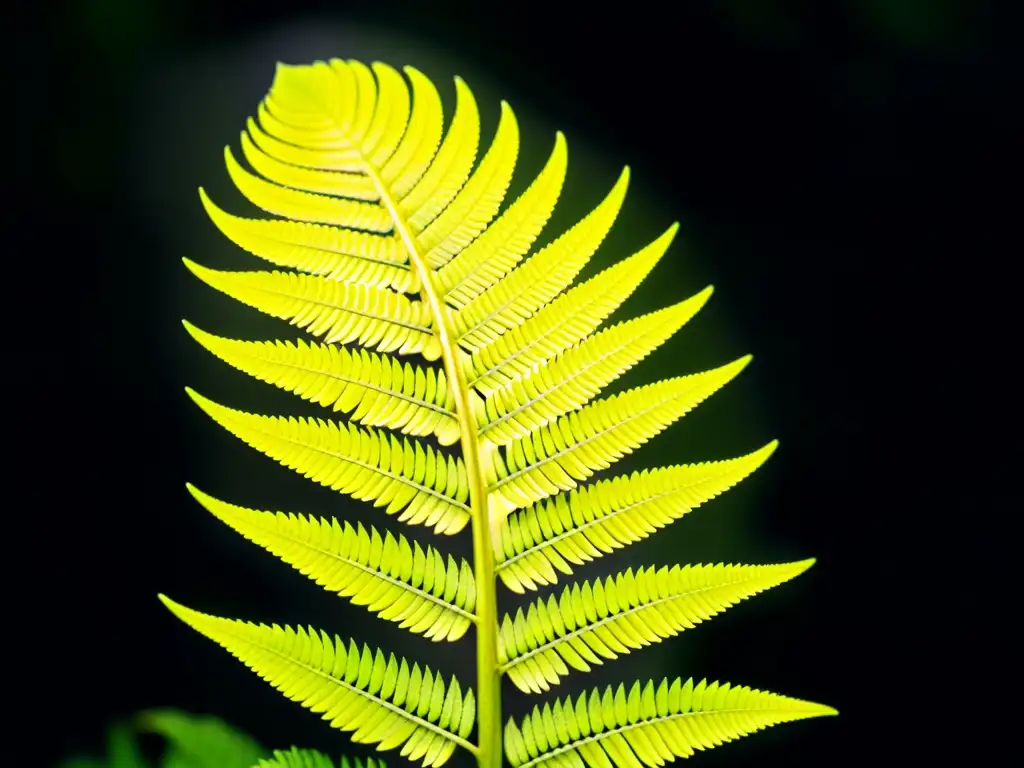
137;709;265;768
253;748;336;768
59;710;267;768
252;748;385;768
108;724;147;768
57;722;145;768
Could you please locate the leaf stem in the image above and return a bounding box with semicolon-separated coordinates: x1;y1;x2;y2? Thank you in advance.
366;165;502;768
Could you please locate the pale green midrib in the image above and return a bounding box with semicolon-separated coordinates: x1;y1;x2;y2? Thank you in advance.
479;313;678;436
515;704;825;768
227;345;456;417
492;380;694;491
360;153;500;766
223;413;471;513
217;622;476;752
500;573;775;672
495;469;735;572
225;513;476;621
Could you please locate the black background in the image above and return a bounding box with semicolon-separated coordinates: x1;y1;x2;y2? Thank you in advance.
21;0;1016;765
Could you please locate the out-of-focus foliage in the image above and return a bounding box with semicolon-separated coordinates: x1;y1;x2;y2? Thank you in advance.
255;748;385;768
58;709;264;768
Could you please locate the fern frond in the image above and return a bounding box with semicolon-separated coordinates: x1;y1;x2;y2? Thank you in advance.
254;748;383;768
254;748;333;768
183;322;460;445
174;59;834;767
243;114;357;172
437;133;567;308
452;169;630;352
465;226;677;396
238;130;379;199
504;677;836;768
186;389;471;534
377;66;443;198
159;596;476;768
198;190;416;292
495;442;778;593
187;485;476;641
478;287;714;445
224;146;394;232
499;560;813;693
183;259;442;360
395;74;480;229
488;357;752;513
417;101;518;268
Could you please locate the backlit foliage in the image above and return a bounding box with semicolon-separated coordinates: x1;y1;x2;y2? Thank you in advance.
162;59;835;768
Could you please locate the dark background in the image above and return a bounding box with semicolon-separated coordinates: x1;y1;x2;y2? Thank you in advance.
22;0;1015;765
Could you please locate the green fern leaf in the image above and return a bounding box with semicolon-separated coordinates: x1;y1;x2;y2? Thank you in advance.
499;560;814;693
159;596;475;767
198;189;415;292
494;442;779;592
505;677;836;768
487;357;752;514
183;322;459;445
451;170;628;352
223;146;394;232
253;747;383;768
187;485;476;641
477;286;713;445
183;260;442;360
237;129;379;198
436;133;566;308
185;389;471;534
416;100;518;268
464;229;677;396
167;57;834;768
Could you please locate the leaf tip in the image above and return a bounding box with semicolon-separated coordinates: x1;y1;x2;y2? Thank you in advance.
183;386;206;408
181;257;205;278
156;593;179;612
184;482;206;504
181;318;200;338
793;557;817;574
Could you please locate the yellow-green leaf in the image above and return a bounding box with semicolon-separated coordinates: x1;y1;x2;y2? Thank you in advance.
505;677;836;768
495;442;778;592
159;596;474;767
187;485;476;640
500;560;814;692
185;389;470;534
